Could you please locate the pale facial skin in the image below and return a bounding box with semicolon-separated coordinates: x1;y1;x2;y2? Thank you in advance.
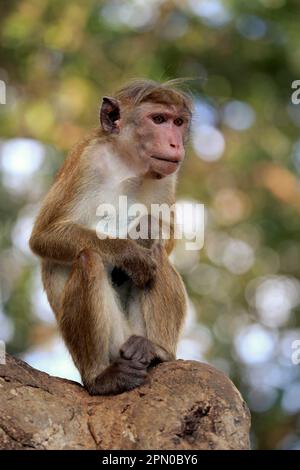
110;102;191;179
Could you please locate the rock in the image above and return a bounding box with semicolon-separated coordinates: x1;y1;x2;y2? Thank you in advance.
0;354;250;450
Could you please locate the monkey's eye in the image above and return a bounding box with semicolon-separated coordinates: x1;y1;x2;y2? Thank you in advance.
174;118;184;127
152;115;166;124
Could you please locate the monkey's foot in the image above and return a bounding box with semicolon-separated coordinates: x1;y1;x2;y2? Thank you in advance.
88;357;148;396
120;335;159;366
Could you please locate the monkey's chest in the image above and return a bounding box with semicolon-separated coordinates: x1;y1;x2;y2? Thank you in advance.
90;194;143;239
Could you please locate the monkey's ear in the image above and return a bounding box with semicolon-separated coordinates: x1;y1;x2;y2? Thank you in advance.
100;97;121;134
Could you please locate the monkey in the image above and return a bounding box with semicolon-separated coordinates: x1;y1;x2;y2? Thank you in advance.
29;79;192;395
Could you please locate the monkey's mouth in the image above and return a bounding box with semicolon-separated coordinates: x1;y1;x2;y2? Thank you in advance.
151;155;180;165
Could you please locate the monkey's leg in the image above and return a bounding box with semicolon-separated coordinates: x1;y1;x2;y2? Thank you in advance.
60;249;148;395
122;244;187;365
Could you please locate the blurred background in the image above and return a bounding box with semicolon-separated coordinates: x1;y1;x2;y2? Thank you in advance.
1;0;300;450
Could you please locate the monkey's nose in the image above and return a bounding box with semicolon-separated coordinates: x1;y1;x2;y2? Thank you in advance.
170;142;181;150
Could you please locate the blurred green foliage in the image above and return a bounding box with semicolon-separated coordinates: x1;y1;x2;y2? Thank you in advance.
1;0;300;450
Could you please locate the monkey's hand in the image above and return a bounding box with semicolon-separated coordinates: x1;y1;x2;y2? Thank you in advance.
121;246;157;288
91;357;148;395
120;335;160;366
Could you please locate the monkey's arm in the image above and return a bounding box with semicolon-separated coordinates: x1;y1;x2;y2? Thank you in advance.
163;228;175;255
136;213;175;255
30;221;156;288
31;221;128;264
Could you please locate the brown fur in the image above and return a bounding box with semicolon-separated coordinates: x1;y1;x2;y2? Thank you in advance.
30;79;191;395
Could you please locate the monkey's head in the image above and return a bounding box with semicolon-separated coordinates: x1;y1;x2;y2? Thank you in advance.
100;79;192;179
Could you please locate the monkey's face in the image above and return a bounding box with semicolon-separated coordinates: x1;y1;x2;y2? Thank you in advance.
100;97;191;179
129;103;190;178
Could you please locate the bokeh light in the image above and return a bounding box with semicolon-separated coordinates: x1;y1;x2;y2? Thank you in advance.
192;125;225;161
0;138;44;193
222;100;256;131
1;0;300;450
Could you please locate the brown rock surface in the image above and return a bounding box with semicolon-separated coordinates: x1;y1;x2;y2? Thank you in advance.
0;354;250;450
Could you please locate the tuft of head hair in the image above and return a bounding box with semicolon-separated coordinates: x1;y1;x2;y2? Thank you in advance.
114;79;193;113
